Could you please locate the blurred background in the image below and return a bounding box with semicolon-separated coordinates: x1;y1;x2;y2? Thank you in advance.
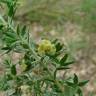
0;0;96;95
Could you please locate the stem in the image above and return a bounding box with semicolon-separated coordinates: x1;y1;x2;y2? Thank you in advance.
42;61;64;93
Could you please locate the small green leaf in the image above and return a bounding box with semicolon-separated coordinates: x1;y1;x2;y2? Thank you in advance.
60;54;68;65
0;24;3;29
16;24;20;36
3;36;17;44
11;65;17;75
21;25;27;37
1;46;12;53
73;74;78;84
66;81;74;87
53;83;62;92
62;61;74;66
1;46;11;50
4;59;11;68
77;88;83;96
7;0;17;18
8;6;14;17
6;74;13;81
56;66;70;70
4;32;16;39
55;42;63;52
78;80;89;87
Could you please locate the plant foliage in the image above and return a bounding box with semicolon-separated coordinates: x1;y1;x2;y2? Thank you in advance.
0;0;89;96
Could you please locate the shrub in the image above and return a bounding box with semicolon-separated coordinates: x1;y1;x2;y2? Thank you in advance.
0;0;88;96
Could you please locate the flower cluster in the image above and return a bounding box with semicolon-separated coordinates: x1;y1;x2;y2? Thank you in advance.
38;39;56;55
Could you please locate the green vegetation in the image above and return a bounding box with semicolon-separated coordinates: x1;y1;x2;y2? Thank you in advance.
0;0;89;96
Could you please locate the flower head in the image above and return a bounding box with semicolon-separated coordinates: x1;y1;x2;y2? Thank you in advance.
38;39;56;55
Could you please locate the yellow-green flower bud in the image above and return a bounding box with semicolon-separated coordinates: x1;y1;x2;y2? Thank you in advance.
20;59;27;72
38;39;56;55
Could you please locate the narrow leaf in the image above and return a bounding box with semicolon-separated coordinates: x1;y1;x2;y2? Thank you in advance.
16;24;20;36
56;66;70;70
66;81;74;87
1;47;10;50
77;88;83;96
78;80;89;87
55;42;63;52
11;65;17;75
73;74;78;84
21;25;27;36
62;61;74;66
60;54;68;65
